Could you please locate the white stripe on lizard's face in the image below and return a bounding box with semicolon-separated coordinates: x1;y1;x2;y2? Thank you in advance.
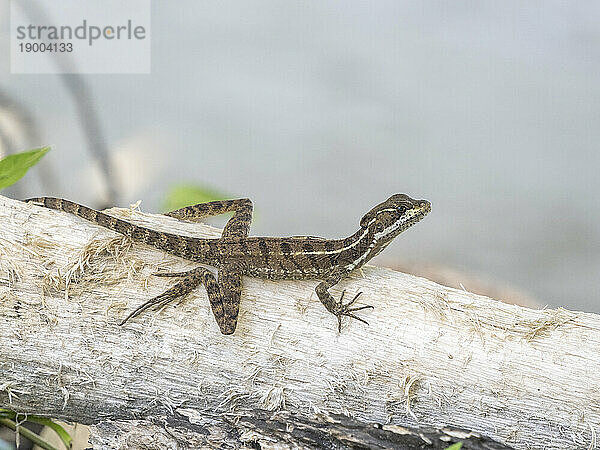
373;208;419;241
287;199;429;261
341;213;399;271
343;206;426;272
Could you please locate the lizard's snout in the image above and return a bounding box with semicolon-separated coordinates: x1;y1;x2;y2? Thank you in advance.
417;200;432;214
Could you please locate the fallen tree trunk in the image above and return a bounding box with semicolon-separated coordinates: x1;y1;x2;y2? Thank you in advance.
0;195;598;449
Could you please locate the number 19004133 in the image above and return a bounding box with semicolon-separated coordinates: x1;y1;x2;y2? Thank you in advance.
19;42;73;52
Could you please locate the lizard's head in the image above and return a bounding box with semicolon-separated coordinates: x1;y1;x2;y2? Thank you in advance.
360;194;431;243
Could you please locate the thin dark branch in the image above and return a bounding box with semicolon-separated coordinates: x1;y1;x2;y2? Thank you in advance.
15;0;118;206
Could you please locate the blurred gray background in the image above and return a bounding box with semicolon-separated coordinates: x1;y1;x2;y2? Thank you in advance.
1;1;598;312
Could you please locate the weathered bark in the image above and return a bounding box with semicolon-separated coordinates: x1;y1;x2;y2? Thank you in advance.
88;412;512;449
0;195;598;449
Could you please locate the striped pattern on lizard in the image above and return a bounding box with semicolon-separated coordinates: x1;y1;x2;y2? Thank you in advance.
25;194;431;335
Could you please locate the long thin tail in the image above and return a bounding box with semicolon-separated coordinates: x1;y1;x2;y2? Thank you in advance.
24;197;198;258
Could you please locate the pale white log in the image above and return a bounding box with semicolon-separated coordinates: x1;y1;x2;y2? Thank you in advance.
0;195;598;449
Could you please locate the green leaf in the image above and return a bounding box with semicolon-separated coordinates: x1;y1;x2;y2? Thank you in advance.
445;443;463;450
0;417;61;450
24;416;72;449
162;183;228;213
0;409;72;449
0;408;15;419
0;146;50;190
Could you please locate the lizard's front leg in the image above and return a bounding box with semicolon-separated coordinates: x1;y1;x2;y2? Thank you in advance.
315;272;373;332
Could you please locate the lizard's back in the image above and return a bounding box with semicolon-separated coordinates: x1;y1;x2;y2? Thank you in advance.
214;236;347;280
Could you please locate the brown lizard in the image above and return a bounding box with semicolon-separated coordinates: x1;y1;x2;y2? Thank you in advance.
25;194;431;334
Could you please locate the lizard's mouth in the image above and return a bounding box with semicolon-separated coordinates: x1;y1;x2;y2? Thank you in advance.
400;200;431;230
418;199;431;214
373;200;431;244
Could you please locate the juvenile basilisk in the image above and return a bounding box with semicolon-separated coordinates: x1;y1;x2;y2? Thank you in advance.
25;194;431;334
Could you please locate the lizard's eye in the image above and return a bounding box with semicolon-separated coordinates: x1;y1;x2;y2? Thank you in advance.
397;206;406;214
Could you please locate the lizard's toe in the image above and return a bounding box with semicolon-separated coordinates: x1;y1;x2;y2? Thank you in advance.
153;271;189;277
333;291;373;332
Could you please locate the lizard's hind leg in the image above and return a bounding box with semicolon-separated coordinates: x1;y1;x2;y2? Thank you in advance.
165;198;253;239
121;265;242;335
119;267;209;325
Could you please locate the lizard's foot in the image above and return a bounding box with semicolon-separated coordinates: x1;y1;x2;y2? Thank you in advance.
121;272;202;325
333;290;373;332
119;290;178;325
